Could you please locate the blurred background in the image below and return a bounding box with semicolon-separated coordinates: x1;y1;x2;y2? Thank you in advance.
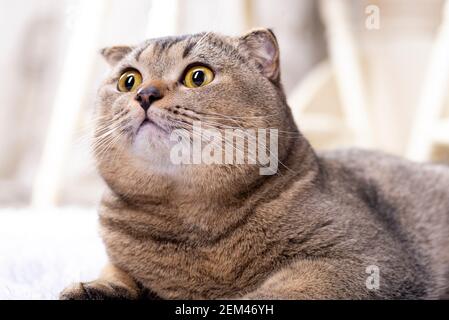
3;0;449;208
2;0;449;298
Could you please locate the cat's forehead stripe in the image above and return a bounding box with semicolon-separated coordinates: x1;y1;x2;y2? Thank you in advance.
133;34;204;62
133;33;215;62
134;41;151;61
152;35;188;57
182;40;197;59
181;32;208;58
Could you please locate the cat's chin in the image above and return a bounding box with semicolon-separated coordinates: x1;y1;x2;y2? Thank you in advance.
129;130;173;169
133;119;170;146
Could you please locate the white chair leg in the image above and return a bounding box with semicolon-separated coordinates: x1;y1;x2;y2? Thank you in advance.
406;0;449;161
31;0;109;208
319;0;373;148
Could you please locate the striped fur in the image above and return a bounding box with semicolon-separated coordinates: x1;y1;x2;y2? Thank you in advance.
61;29;449;300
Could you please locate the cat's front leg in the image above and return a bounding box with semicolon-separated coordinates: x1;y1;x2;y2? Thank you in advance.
60;263;143;300
242;258;371;299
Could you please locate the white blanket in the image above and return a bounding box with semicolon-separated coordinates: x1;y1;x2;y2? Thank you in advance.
0;208;107;300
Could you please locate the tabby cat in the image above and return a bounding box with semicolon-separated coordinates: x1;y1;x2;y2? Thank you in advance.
60;29;449;299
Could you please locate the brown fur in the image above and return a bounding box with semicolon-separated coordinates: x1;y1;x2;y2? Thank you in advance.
60;29;449;300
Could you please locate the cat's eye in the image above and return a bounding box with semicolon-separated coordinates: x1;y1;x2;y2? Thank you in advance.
183;66;214;88
117;69;142;92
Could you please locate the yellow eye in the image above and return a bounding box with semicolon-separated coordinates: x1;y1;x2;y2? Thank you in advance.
117;69;142;92
183;66;214;88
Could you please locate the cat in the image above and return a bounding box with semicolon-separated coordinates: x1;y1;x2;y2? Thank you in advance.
60;29;449;299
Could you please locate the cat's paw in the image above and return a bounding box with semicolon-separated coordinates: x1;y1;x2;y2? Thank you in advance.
59;281;137;300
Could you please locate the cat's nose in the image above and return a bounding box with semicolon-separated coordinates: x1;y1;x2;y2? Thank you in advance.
135;86;163;112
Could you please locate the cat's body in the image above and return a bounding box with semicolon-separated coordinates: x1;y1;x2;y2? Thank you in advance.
61;30;449;299
96;149;449;299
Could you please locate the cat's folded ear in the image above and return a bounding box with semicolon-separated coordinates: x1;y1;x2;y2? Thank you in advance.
100;46;133;66
238;28;280;82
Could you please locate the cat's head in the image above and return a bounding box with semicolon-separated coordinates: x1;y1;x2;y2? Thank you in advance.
95;29;298;201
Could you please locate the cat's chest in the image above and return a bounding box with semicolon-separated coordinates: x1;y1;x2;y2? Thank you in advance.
101;222;280;299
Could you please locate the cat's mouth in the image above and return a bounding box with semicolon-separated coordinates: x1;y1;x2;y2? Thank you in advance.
137;117;169;135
